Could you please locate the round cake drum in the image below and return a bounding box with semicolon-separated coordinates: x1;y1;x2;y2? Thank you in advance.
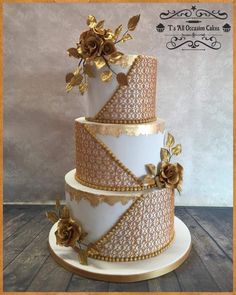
48;216;191;282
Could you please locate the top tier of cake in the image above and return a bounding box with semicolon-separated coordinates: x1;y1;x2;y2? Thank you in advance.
86;55;157;124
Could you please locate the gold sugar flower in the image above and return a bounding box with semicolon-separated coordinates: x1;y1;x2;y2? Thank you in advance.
142;133;184;194
46;200;90;265
65;14;140;95
101;41;117;56
79;30;103;59
155;162;183;192
55;218;82;247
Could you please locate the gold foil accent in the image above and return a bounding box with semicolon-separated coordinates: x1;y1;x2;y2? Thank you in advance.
75;121;153;191
81;118;165;137
88;188;175;261
87;55;157;124
65;183;139;207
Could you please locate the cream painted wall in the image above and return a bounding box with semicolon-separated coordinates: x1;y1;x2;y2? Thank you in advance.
3;3;233;205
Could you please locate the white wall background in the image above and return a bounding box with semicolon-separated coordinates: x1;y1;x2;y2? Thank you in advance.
3;3;233;206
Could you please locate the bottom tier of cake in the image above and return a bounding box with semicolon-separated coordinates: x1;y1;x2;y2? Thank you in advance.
65;169;175;262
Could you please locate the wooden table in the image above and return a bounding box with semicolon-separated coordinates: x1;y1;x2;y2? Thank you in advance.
3;205;233;292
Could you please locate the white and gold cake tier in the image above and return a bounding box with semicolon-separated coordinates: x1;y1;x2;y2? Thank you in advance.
66;169;175;261
75;117;165;191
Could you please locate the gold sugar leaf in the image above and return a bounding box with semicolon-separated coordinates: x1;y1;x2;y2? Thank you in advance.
70;73;83;86
116;72;128;86
109;51;124;63
143;175;156;186
100;70;113;82
145;164;157;176
160;148;170;162
83;63;95;78
128;14;140;31
121;33;132;43
171;144;182;156
61;206;70;219
87;15;97;28
67;48;80;59
94;56;106;69
96;20;105;29
114;24;123;38
166;133;175;148
79;83;88;95
46;211;59;224
55;198;61;209
65;73;74;83
66;83;73;93
77;248;88;265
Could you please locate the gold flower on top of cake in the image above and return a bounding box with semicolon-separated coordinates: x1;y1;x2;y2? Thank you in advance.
65;14;140;95
142;133;183;194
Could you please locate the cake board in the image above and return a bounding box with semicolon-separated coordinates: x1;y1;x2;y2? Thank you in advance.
48;216;191;282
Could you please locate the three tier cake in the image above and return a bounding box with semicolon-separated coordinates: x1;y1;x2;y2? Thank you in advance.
47;15;187;273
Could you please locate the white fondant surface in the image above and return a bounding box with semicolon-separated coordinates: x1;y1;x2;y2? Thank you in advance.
65;170;139;242
66;193;132;242
48;217;191;282
98;132;165;177
85;55;137;117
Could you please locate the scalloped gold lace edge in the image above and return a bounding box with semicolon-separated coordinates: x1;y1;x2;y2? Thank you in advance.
65;182;140;207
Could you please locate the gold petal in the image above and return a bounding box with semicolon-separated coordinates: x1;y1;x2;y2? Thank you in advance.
160;148;170;162
128;14;140;31
121;33;132;43
65;73;74;83
87;15;97;28
100;70;113;82
94;56;106;69
46;211;59;223
171;144;182;156
145;164;157;176
166;133;175;148
116;72;128;86
67;48;80;59
83;63;95;78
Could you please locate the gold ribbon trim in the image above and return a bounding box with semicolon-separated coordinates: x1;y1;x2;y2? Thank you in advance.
65;182;139;207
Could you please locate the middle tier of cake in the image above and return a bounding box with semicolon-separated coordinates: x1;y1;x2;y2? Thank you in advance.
75;117;166;191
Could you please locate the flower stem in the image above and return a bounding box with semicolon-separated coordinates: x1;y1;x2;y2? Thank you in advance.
102;56;117;75
115;29;129;44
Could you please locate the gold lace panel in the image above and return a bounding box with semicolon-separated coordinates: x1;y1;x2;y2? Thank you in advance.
65;182;139;207
75;121;146;191
88;188;175;261
87;55;157;124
